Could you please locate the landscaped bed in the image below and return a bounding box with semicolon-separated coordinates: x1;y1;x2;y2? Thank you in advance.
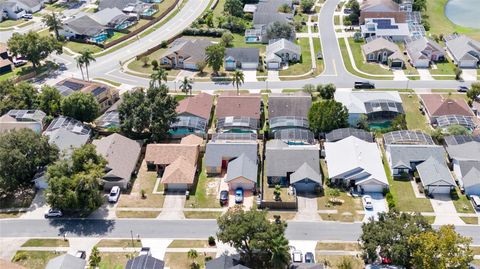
12;251;64;269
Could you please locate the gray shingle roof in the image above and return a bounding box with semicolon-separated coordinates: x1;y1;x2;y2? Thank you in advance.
225;48;260;64
462;166;480;191
446;141;480;161
266;140;320;178
17;0;41;9
205;140;258;168
290;162;322;184
46;254;86;269
206;255;248;269
416;157;455;187
125;255;164;269
266;38;300;57
406;37;443;63
325;128;373;142
362;37;401;55
268;93;312;118
445;35;480;62
225;153;257;183
98;0;137;10
90;7;129;26
64;15;106;36
386;144;446;170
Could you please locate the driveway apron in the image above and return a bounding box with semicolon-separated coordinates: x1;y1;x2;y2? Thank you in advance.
295;194;320;221
157;192;185;220
430;194;464;225
362;193;387;222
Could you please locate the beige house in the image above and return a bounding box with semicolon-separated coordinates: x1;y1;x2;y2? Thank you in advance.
361;37;405;68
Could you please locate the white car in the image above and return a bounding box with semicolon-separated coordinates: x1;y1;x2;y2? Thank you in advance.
108;186;121;203
44;208;63;218
292;250;303;263
363;195;373;209
471;195;480;210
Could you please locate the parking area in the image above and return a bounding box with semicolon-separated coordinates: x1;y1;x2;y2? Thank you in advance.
289;240;318;263
227;189;254;209
362;193;387;222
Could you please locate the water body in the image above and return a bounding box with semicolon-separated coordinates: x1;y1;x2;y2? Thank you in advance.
445;0;480;29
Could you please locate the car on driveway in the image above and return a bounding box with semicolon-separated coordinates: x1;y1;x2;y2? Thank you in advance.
363;195;373;209
139;247;150;256
457;86;469;92
219;190;229;206
44;208;62;218
305;252;315;263
471;195;480;210
75;250;86;259
292;250;303;263
235;188;244;204
22;13;32;20
354;81;375;89
108;186;120;203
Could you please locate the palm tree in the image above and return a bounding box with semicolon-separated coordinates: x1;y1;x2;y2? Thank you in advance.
179;76;193;96
231;69;244;95
79;50;96;81
42;12;63;40
187;249;198;268
75;56;85;80
150;68;168;88
270;236;291;269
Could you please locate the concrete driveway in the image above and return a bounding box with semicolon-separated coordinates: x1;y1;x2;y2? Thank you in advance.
267;70;280;81
431;194;464;225
462;69;477;81
228;190;254;209
362;193;387;222
295;194;320;221
157;192;185;220
289;240;317;262
393;69;407;81
417;68;433;80
243;70;257;82
19;190;49;219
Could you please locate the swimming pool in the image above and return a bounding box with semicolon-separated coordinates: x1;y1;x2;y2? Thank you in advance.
368;121;392;130
142;8;156;17
245;36;259;43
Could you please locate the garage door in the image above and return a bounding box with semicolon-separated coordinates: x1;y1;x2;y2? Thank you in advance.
294;182;316;194
413;60;429;68
427;186;451;194
459;61;477;68
166;183;188;191
267;62;280;70
390;61;403;68
360;184;384;193
241;62;258;70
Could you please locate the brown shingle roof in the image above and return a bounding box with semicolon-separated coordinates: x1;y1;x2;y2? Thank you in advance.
145;143;199;166
176;93;213;120
161;156;196;184
216;94;262;119
420;95;474;117
180;134;203;145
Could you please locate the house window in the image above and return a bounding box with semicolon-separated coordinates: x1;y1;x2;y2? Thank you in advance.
162;58;169;64
368;53;375;60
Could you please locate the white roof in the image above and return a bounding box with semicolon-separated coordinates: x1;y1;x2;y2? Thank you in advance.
243;4;257;12
334;90;402;114
325;136;388;185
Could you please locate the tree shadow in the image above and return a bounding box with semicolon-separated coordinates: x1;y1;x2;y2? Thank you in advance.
48;219;116;237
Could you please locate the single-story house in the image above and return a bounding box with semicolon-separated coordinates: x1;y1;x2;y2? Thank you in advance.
265;38;301;70
445;136;480;195
243;4;256;13
0;109;45;133
265;139;321;192
46;254;86;269
145;137;201;191
93;133;141;190
325;136;389;193
98;0;156;17
334;91;404;126
383;130;435;145
359;0;407;24
360;18;410;42
90;7;137;30
125;254;164;269
385;144;446;177
169;93;213;138
420;94;475;127
215;94;262;133
60;15;109;43
445;34;480;68
160;39;213;70
416;157;456;194
206;255;250;269
13;0;42;14
224;48;260;71
405;36;445;68
96;97;122;129
204;133;258;174
268;92;312;134
224;153;257;190
361;37;405;68
43;116;91;158
55;78;120;112
325;128;374;143
0;1;26;20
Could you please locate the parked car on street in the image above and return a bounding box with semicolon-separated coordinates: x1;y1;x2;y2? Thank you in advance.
108;186;121;203
292;250;303;263
220;190;229;206
44;208;63;218
305;252;315;263
457;86;469;92
354;81;375;89
363;195;373;209
235;188;244;204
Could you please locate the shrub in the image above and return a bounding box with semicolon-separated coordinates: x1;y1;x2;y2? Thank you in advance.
151;59;159;70
205;256;213;262
160;41;168;48
182;27;229;37
208;236;216;246
386;192;395;209
12;252;28;262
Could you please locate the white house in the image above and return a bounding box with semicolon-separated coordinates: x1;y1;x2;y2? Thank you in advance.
265;38;301;70
15;0;42;13
445;137;480;195
360;18;410;42
405;36;445;68
324;136;389;193
445;34;480;68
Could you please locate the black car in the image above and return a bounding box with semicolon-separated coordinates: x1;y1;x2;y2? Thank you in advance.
457;86;469;92
305;252;315;263
354;81;375;89
219;190;229;206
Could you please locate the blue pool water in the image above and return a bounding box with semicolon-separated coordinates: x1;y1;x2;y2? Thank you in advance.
445;0;480;29
246;36;259;42
368;121;392;130
143;9;156;16
91;33;108;43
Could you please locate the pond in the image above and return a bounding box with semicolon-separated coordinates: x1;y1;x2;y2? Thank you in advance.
445;0;480;29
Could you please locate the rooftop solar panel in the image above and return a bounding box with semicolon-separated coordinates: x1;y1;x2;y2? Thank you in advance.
91;86;108;96
62;80;85;91
45;116;91;135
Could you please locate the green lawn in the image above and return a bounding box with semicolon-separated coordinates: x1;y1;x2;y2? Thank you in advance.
168;240;211;248
294;12;309;32
334;15;340;25
400;94;432;133
155;0;178;15
164;252;216;269
426;0;480;41
317;185;364;222
347;38;393;75
22;239;69;247
96;239;142;248
184;211;222;219
279;38;312;76
185;156;222;208
44;3;67;12
460;217;478;225
338;38;392;80
98;252;132;269
0;19;25;28
64;41;103;54
105;31;127;43
430;57;456;76
212;0;226;18
315;255;364;269
451;187;475;214
316;242;361;251
116;211;160;218
93;78;122;87
12;251;63;269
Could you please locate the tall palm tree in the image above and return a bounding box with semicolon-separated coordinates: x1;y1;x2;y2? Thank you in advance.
270;236;291;269
42;12;63;40
75;56;85;80
150;68;168;88
179;76;193;96
231;69;244;95
79;50;96;81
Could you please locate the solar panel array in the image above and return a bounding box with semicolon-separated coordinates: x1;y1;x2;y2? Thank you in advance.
444;135;480;146
274;129;315;145
217;117;258;130
171;116;207;131
61;80;85;91
372;19;398;29
46;116;91;135
437;115;476;130
211;133;257;142
325;128;373;142
96;111;120;128
270;116;309;130
91;86;108;96
383;130;434;145
364;100;404;114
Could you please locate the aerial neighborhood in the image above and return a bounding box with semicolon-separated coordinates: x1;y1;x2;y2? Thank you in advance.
0;0;480;268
